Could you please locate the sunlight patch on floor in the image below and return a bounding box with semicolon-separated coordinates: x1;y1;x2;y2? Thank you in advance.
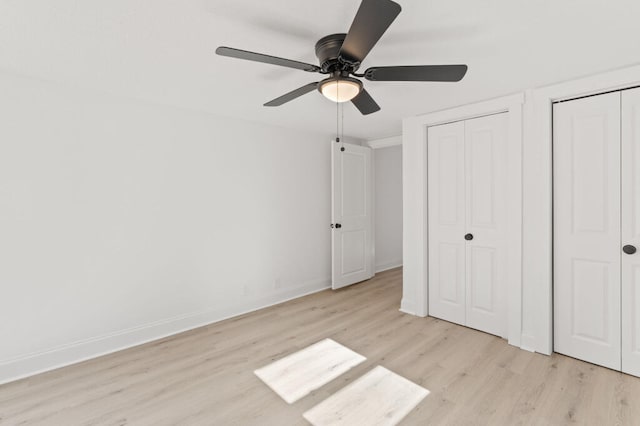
304;366;429;426
254;338;366;404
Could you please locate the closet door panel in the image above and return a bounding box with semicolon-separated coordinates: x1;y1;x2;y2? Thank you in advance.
554;92;621;371
464;113;508;336
428;121;466;325
622;87;640;377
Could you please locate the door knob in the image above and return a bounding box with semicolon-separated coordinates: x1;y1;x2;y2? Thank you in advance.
335;223;342;229
623;245;637;255
464;233;473;241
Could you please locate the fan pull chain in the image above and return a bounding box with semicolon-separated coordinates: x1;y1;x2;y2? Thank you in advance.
336;87;339;144
341;100;345;143
335;82;343;146
336;103;344;147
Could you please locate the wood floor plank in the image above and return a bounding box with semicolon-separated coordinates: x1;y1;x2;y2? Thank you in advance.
2;268;640;425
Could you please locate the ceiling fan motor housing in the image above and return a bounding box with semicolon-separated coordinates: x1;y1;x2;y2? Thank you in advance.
315;33;358;73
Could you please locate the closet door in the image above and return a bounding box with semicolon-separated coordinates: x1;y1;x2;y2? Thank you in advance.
464;113;508;337
428;121;466;325
622;87;640;376
554;92;621;371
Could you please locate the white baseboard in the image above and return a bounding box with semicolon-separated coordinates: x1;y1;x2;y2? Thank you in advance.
0;280;330;385
399;299;416;316
520;333;538;353
375;261;403;273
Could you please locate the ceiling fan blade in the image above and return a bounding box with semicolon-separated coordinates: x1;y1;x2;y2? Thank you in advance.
339;0;401;65
216;46;320;73
351;89;381;115
364;65;468;82
264;82;319;107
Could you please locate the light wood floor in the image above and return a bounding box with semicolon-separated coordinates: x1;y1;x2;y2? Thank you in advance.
2;268;640;425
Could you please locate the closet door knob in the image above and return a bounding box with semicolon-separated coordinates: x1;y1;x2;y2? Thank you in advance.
464;233;473;241
623;245;637;255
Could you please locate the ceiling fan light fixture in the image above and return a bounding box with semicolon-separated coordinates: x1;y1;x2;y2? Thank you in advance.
319;77;362;103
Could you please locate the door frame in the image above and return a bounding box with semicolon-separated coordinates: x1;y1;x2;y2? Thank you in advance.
402;93;524;346
528;64;640;355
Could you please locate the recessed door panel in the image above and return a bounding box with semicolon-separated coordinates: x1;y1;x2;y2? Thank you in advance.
622;87;640;376
340;230;366;275
438;242;464;304
428;121;466;325
464;113;508;336
468;130;496;229
622;265;640;375
468;246;496;313
571;114;609;233
437;139;461;225
554;92;621;371
571;259;610;343
342;152;366;218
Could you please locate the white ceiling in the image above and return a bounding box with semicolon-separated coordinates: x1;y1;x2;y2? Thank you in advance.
1;0;639;140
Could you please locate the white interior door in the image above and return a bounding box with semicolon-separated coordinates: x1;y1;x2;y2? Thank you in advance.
427;115;508;336
428;121;466;325
464;113;508;337
622;87;640;376
331;141;373;289
553;92;622;371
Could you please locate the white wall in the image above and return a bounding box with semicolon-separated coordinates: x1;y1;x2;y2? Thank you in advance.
0;72;334;383
373;145;403;272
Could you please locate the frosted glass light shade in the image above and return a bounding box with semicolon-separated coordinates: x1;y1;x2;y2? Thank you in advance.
320;79;362;103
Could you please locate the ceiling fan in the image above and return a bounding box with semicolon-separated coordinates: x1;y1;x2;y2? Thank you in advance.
216;0;467;115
